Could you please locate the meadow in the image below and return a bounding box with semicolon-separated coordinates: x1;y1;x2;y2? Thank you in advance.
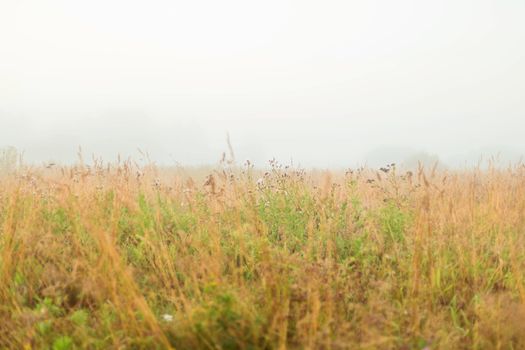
2;158;525;349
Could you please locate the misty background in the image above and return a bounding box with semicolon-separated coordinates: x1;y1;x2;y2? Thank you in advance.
1;0;524;168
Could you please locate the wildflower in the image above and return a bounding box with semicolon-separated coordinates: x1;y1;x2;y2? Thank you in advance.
162;314;173;322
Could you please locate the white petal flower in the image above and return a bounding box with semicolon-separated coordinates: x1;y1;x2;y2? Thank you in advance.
162;314;173;322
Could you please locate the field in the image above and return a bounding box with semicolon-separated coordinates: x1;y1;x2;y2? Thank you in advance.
2;160;525;349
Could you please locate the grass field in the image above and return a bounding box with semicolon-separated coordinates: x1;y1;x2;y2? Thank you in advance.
2;160;525;349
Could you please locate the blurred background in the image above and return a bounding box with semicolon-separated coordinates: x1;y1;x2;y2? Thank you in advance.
1;0;524;168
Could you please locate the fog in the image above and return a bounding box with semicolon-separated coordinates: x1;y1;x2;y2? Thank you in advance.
1;0;524;168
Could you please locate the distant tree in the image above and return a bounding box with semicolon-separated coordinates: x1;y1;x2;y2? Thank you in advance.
402;152;443;170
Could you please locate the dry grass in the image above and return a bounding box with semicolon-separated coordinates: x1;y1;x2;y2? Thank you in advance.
2;160;525;349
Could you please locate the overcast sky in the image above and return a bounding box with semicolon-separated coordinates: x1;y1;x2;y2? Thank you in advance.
1;0;524;167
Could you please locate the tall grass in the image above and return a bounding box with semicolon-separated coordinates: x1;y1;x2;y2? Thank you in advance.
1;160;525;349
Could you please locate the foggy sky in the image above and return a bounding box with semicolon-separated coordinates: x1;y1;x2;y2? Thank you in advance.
1;0;524;167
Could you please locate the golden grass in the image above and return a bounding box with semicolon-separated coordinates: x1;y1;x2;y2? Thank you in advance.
1;160;525;349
